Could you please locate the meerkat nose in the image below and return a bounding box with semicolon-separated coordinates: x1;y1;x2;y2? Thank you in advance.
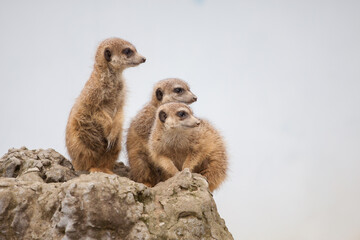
141;57;146;63
196;121;200;126
193;96;197;102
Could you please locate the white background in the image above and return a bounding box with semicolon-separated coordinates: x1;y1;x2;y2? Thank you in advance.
1;1;360;239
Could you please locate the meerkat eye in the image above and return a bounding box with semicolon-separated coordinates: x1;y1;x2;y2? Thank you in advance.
173;88;184;94
176;111;188;118
122;48;134;57
104;49;112;62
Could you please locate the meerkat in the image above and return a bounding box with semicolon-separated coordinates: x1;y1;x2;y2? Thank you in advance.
66;37;146;174
126;78;197;186
148;102;228;192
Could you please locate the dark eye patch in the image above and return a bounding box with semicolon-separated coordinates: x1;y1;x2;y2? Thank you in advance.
122;48;134;57
159;110;167;123
173;88;184;94
156;88;163;101
176;111;188;118
104;49;111;62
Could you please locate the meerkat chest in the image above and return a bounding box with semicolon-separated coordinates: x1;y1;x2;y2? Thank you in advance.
102;79;125;117
159;133;191;167
164;150;189;170
100;95;123;120
161;133;191;150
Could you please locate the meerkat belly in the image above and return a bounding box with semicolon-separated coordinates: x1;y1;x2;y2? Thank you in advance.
167;151;188;171
77;116;107;152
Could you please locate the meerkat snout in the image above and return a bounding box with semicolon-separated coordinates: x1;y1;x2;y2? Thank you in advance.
184;115;201;128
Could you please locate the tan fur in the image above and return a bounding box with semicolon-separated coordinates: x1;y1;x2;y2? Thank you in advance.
66;37;145;173
126;78;197;186
148;102;228;192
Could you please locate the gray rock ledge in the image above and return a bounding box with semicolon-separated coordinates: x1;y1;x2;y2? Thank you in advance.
0;147;233;240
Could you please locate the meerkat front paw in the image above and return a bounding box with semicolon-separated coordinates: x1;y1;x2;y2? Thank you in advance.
106;132;119;151
163;168;179;180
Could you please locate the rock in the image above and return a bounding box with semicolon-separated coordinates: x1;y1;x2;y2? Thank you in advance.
0;147;78;182
0;147;233;240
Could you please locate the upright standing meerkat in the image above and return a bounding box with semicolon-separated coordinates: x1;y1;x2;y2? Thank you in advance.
126;78;197;186
148;102;228;192
66;37;146;174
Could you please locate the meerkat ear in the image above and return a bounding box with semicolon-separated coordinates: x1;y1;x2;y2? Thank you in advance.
104;49;112;62
159;110;167;123
156;88;163;101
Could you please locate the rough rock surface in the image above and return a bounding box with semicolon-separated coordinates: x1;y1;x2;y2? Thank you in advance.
0;147;233;240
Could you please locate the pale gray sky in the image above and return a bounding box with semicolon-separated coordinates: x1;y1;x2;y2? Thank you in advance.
1;1;360;239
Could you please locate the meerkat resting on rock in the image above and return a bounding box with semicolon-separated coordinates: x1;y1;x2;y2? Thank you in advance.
148;102;228;192
66;37;146;174
127;78;197;186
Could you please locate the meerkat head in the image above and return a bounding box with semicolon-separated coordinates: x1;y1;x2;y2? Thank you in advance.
95;37;146;71
156;102;200;130
152;78;197;106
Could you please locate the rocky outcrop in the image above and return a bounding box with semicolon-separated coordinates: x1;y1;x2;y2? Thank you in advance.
0;147;233;240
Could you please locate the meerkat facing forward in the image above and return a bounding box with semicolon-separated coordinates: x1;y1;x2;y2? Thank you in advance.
148;102;228;192
66;37;146;174
126;78;197;186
